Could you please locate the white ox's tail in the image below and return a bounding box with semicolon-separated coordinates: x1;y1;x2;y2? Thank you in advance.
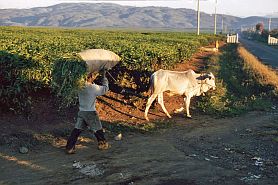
145;73;156;121
149;73;155;95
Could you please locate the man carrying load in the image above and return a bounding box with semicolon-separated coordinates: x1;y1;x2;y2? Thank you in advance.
65;69;110;154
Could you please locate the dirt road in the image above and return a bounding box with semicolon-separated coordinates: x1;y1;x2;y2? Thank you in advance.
239;36;278;69
1;110;277;185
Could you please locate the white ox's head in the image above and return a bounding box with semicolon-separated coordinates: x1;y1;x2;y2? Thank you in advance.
206;72;216;90
198;72;216;94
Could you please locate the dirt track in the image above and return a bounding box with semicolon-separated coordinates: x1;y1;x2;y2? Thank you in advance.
0;111;278;185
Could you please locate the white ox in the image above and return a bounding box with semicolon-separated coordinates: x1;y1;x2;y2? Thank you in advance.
144;69;216;121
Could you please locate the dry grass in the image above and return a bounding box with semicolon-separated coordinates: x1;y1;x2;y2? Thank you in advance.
238;46;278;94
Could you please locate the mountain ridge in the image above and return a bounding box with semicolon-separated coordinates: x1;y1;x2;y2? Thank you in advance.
0;3;277;31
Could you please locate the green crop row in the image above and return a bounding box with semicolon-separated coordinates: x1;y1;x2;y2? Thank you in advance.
0;26;221;113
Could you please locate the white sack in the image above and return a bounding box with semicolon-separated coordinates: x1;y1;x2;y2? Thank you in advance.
78;49;121;72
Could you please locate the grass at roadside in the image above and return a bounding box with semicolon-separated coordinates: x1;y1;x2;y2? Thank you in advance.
196;44;278;117
238;46;278;94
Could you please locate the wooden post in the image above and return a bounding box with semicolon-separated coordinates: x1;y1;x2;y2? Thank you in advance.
215;40;219;49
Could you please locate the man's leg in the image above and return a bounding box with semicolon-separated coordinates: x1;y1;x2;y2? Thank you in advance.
85;111;110;150
94;129;110;150
65;112;85;154
66;128;82;154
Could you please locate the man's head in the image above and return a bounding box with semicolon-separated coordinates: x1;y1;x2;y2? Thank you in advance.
86;72;97;83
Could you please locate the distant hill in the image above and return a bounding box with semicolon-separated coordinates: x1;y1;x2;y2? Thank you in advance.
0;3;277;31
265;12;278;18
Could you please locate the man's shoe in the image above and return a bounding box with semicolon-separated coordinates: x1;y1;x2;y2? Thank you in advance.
98;141;111;150
66;148;76;154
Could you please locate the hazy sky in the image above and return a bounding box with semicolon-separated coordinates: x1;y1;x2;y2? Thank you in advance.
0;0;277;17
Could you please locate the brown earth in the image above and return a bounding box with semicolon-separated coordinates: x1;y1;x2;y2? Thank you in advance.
1;44;278;185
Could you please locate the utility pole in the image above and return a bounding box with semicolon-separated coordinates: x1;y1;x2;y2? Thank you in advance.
214;0;217;35
197;0;200;35
268;18;272;31
221;15;224;33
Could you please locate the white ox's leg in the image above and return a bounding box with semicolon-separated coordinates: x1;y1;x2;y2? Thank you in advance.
184;96;192;118
158;93;172;119
144;93;158;121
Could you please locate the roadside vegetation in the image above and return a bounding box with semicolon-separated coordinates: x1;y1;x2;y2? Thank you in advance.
197;44;278;116
238;46;278;93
